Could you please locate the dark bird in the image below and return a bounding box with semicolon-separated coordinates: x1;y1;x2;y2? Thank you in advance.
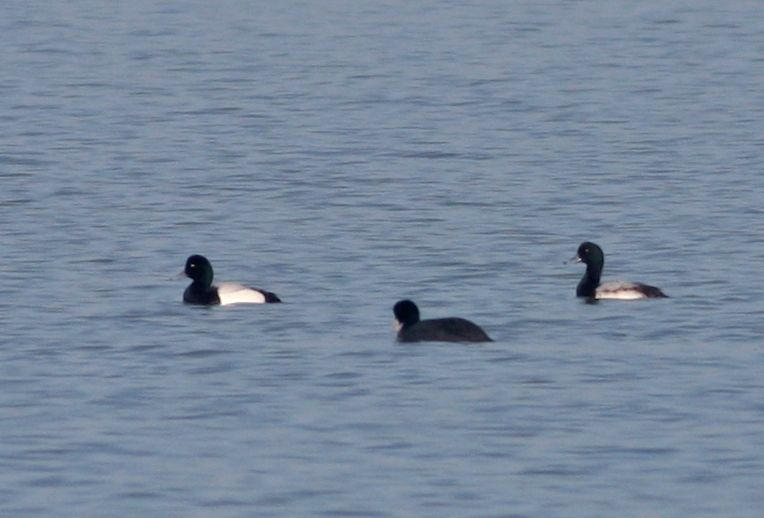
393;299;492;343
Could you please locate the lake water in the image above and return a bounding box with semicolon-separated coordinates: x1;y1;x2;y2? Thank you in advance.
2;1;764;516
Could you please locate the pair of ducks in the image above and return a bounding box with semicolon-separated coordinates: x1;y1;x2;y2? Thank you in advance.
183;242;667;343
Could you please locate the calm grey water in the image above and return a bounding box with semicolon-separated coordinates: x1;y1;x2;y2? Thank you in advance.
2;1;764;516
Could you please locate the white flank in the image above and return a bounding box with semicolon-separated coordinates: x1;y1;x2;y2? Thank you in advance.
215;282;267;305
595;281;648;300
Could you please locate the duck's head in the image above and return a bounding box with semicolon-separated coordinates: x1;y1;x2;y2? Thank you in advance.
393;299;420;329
185;255;214;285
573;242;604;269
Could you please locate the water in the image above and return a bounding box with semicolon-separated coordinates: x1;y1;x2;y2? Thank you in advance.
2;1;764;516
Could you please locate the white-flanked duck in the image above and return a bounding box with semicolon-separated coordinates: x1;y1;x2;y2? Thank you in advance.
571;242;667;300
182;254;281;305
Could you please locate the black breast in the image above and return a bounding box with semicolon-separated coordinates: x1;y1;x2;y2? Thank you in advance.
183;284;221;305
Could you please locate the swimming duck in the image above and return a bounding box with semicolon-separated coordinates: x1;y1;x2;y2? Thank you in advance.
393;299;493;343
571;242;667;300
183;254;281;305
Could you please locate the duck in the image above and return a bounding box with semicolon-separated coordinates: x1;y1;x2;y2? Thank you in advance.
182;254;281;305
570;242;667;300
393;299;493;343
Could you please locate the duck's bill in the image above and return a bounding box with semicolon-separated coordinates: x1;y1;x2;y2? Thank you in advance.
393;319;403;332
566;255;582;264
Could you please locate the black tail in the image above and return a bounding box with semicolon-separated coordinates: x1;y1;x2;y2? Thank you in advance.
264;291;282;303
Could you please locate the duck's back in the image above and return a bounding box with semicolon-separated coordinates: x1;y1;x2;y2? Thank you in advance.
398;317;492;343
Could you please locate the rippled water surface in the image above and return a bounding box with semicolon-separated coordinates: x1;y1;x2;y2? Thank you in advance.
2;1;764;516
